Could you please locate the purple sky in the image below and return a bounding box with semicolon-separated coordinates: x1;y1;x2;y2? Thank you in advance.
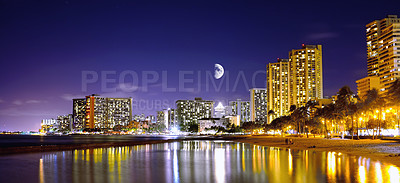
0;0;399;131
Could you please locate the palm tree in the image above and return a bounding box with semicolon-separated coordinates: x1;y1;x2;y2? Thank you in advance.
363;89;385;138
289;105;296;113
267;110;275;124
336;86;357;139
315;103;334;138
388;79;400;136
352;95;363;140
291;106;309;135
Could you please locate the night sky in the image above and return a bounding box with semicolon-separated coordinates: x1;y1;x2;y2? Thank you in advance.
0;0;399;131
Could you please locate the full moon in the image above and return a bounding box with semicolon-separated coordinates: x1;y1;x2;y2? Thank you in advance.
214;63;224;79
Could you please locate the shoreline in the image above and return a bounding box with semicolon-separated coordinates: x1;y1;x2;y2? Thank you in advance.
0;136;244;155
233;135;400;167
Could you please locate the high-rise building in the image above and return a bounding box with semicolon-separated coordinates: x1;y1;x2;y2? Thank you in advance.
105;97;132;128
176;97;214;124
267;58;291;119
156;108;177;130
57;114;72;132
72;98;86;130
289;44;323;107
365;15;400;96
356;76;380;99
72;95;132;130
249;88;268;122
226;99;250;123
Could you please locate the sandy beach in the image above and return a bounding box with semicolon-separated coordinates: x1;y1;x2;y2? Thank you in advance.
234;135;400;167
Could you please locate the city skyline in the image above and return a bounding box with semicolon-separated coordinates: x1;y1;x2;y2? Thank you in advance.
1;0;399;131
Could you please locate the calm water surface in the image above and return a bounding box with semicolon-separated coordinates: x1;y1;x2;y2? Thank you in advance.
0;141;399;183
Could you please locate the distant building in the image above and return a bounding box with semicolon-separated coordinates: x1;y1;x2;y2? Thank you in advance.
146;115;156;123
225;115;240;127
289;44;323;107
226;99;250;123
366;15;400;96
198;118;226;132
40;118;58;133
166;109;177;128
156;108;177;130
267;58;291;120
249;88;268;122
72;95;132;130
176;97;214;124
72;98;86;130
356;76;380;99
214;102;225;118
156;111;165;124
139;113;146;121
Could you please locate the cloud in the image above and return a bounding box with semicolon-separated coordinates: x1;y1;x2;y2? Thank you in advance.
61;94;85;101
0;107;64;117
306;32;339;40
12;99;46;105
12;100;23;105
0;99;3;103
117;83;140;92
26;100;44;104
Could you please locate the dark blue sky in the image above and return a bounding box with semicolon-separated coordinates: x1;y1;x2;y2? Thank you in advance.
0;0;399;131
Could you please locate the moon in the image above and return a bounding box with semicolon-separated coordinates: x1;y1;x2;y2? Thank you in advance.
214;63;224;79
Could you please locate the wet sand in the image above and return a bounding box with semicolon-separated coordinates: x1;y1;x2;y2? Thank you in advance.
233;135;400;167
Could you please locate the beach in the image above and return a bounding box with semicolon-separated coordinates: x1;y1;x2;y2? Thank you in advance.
234;135;400;167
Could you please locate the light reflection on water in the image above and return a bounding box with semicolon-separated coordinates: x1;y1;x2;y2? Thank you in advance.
0;141;399;183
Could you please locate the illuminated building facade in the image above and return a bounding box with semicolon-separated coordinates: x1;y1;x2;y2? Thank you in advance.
176;97;214;124
105;98;132;128
266;58;291;119
40;118;58;133
72;98;86;130
226;99;250;123
366;15;400;96
57;114;72;132
249;88;268;122
156;111;165;124
156;108;177;130
289;44;323;107
356;76;380;99
72;95;132;130
198;118;226;132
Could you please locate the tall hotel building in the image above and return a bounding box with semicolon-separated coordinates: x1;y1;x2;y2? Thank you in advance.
175;98;214;124
72;95;132;130
289;44;323;107
359;15;400;97
266;59;290;118
249;88;268;122
156;108;177;129
228;99;250;123
266;45;323;121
